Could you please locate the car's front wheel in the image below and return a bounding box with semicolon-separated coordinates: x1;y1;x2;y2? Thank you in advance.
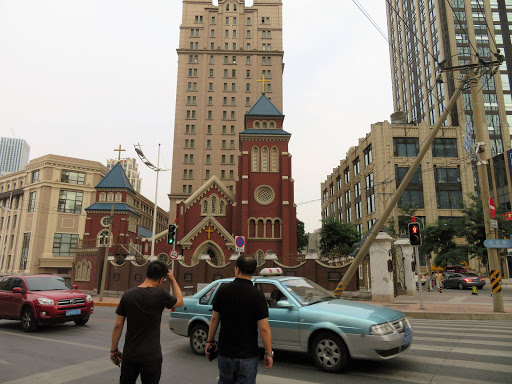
458;283;464;290
311;332;350;373
190;324;208;355
21;307;38;332
74;316;89;326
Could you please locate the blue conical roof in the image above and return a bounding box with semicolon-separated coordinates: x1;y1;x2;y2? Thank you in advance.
246;93;284;117
96;162;135;193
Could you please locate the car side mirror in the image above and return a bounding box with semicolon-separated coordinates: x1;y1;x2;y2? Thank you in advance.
73;284;78;289
12;287;23;294
276;300;292;309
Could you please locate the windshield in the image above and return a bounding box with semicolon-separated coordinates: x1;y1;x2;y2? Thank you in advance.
26;276;72;291
281;278;336;305
463;273;478;277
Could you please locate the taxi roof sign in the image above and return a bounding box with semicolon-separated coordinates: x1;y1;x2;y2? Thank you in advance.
259;268;282;276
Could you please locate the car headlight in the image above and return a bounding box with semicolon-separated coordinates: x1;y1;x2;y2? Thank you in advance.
86;294;93;303
37;298;55;305
370;322;395;335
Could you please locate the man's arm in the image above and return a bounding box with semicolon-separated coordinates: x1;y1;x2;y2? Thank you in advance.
205;310;220;357
110;315;125;364
168;269;184;308
258;318;273;369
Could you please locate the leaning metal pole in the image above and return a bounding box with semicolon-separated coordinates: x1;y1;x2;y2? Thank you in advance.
334;73;470;297
150;144;161;261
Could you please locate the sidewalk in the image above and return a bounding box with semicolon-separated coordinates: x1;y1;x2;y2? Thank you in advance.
92;286;512;320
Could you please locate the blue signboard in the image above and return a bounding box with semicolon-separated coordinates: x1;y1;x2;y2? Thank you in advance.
483;239;511;249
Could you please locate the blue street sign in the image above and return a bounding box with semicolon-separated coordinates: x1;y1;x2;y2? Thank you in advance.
483;239;511;249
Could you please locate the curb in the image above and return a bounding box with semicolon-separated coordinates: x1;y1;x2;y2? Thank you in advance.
403;311;512;320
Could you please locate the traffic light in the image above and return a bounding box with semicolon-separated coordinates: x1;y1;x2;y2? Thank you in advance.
168;224;176;245
408;222;421;246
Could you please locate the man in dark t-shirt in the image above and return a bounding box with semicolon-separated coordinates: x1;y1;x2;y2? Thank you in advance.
110;260;183;384
206;255;273;384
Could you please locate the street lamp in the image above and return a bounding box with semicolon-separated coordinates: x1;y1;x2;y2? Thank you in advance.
134;143;170;260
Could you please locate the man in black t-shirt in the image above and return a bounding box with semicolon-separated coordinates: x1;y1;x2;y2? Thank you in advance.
110;260;183;384
206;255;273;384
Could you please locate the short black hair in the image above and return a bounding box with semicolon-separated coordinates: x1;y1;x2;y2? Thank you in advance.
236;255;257;276
146;260;169;281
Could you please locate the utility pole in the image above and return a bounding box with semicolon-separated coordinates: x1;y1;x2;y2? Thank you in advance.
99;204;114;302
334;72;470;297
150;144;161;261
470;64;505;312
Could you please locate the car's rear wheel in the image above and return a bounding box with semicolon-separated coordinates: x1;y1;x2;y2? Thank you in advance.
21;307;38;332
311;332;350;373
458;283;464;290
74;316;89;326
190;324;208;355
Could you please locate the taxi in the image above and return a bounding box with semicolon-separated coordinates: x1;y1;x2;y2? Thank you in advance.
169;268;412;372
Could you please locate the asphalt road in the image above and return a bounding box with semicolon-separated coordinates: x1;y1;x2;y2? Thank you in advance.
0;306;511;384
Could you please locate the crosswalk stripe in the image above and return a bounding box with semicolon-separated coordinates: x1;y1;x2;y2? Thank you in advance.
410;344;512;357
412;335;512;347
353;369;503;384
411;320;512;327
410;321;512;328
412;329;512;340
400;355;512;374
411;325;512;334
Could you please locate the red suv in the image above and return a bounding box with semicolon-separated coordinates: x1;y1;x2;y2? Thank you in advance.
0;274;94;332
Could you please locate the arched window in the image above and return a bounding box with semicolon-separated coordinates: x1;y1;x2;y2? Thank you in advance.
271;147;279;172
211;196;217;214
97;230;110;246
203;200;208;214
252;146;259;172
99;192;106;202
233;4;237;11
219;200;225;215
270;121;276;128
262;121;268;129
226;4;229;11
107;192;114;202
115;192;122;202
261;147;269;172
254;121;260;128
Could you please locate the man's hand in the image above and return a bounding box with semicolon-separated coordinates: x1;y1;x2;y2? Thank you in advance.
205;341;218;359
264;354;273;369
167;269;175;281
110;350;123;366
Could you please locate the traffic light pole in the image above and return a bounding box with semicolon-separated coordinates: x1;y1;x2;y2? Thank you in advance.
99;204;114;302
334;73;470;297
414;246;424;310
150;144;161;261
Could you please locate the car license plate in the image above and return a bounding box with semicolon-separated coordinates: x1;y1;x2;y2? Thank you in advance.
66;309;81;316
403;325;412;347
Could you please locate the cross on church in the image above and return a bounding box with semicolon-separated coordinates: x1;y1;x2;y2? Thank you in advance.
257;74;271;93
205;226;214;239
114;145;126;161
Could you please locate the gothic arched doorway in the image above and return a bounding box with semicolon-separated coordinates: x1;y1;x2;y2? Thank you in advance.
192;241;226;266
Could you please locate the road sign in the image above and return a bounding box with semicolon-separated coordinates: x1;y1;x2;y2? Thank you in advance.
235;236;245;252
490;219;498;229
169;250;179;259
483;239;511;249
490;197;496;219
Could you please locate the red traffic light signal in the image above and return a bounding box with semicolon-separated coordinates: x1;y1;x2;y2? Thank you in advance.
408;222;421;246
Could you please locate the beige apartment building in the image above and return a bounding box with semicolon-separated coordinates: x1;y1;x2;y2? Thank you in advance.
0;155;108;277
169;0;284;218
321;118;475;242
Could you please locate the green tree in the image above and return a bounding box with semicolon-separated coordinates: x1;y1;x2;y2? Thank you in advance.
385;204;418;236
461;193;512;265
420;220;465;268
320;217;360;256
296;218;309;253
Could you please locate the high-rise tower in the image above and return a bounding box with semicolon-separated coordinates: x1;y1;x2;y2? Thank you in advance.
386;0;512;208
169;0;284;218
0;137;30;176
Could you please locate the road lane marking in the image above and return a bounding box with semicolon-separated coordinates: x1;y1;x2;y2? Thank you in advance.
412;329;512;340
0;331;107;351
410;344;512;357
0;359;12;365
399;355;512;374
353;369;503;384
411;325;512;334
1;339;183;384
412;335;512;347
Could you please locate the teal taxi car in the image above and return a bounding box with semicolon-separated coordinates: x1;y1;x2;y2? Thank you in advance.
169;269;412;372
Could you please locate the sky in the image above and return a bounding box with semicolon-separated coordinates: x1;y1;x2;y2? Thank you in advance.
0;0;393;233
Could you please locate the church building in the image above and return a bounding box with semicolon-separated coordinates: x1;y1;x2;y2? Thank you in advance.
175;94;297;266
